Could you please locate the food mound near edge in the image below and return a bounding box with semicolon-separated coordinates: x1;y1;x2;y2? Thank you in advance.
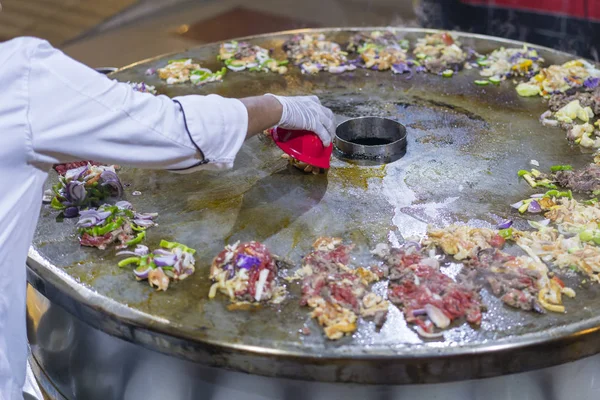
413;32;467;75
516;59;600;97
76;201;156;250
45;164;123;218
219;41;288;74
347;31;412;73
117;240;196;291
372;243;483;338
283;34;356;74
424;225;574;314
157;58;226;85
209;241;286;304
477;46;543;82
517;196;600;283
294;237;388;340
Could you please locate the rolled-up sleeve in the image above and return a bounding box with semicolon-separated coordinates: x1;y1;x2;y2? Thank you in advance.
26;39;248;172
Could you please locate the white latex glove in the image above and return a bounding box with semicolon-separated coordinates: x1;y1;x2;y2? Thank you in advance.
265;94;336;147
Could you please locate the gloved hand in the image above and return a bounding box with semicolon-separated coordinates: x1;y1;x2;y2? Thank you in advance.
265;94;336;147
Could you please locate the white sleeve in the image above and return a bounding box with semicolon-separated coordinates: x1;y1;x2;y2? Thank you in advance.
27;39;248;173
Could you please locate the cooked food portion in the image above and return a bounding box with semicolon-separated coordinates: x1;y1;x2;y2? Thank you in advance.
425;225;506;261
219;41;288;74
283;34;356;74
555;164;600;193
296;237;387;340
347;30;405;53
46;164;124;218
157;58;226;85
468;248;561;312
128;81;157;94
209;241;286;304
347;31;410;72
478;46;543;81
548;86;600;115
413;32;467;74
281;154;323;174
518;227;599;287
76;201;156;250
516;59;600;97
117;241;196;291
374;243;483;337
516;163;600;196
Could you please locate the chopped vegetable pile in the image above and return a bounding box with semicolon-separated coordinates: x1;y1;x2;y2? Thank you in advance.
117;240;196;291
209;241;286;304
478;46;543;83
46;164;123;218
157;58;226;85
77;201;156;250
283;33;356;74
291;237;387;340
219;41;288;74
413;32;468;75
347;31;412;72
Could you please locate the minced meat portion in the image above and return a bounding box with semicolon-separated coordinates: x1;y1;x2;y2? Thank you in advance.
547;87;600;114
555;164;600;193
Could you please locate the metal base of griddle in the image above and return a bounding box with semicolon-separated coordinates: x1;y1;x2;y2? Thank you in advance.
27;284;600;400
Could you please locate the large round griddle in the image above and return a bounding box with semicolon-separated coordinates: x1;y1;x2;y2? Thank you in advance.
27;28;600;385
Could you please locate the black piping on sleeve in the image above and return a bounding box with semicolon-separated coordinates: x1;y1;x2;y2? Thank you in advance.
168;99;210;172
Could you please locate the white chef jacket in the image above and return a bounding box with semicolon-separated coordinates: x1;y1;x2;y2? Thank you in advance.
0;37;248;399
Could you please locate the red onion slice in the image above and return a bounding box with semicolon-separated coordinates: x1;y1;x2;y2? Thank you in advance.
133;265;153;280
66;181;87;204
497;220;513;229
424;304;451;329
154;254;177;267
115;201;133;210
528;200;542;213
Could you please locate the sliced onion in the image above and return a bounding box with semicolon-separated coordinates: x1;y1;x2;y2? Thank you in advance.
100;171;123;197
530;194;545;198
528;200;542;213
404;241;421;250
497;220;513;229
133;265;153;280
66;181;87;204
391;63;409;74
133;219;155;228
145;68;156;76
412;308;427;316
134;245;149;256
415;326;444;338
421;257;439;269
64;165;88;181
328;65;347;74
134;212;158;220
254;268;270;302
152;249;172;257
76;216;98;228
511;200;524;209
227;65;246;72
64;207;79;218
424;304;451;329
116;201;133;210
116;250;138;256
154;254;177;267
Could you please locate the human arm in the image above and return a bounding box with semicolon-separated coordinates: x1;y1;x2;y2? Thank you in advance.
26;39;335;172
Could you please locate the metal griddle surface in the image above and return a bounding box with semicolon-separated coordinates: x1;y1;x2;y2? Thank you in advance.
28;29;600;384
